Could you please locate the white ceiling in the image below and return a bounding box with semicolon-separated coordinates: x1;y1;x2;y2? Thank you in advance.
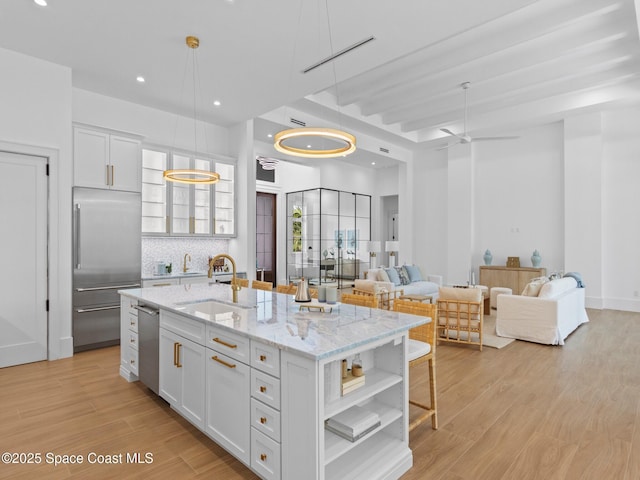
2;0;640;169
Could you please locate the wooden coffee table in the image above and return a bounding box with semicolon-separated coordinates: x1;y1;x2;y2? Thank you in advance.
398;294;433;304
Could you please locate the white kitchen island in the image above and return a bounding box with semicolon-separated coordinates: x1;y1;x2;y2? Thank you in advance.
119;283;427;480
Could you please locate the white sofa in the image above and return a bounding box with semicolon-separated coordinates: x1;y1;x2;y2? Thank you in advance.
495;277;589;345
354;266;443;300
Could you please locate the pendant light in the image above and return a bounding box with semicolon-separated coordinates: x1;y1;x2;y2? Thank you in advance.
273;0;356;159
163;36;220;185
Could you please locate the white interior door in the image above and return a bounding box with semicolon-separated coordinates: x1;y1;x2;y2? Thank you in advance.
0;151;48;367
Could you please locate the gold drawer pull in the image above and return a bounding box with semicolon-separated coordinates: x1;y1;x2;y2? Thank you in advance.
130;359;135;364
259;386;267;393
130;338;136;343
130;320;136;326
212;356;236;369
260;453;267;462
213;337;238;349
259;354;267;362
260;417;267;424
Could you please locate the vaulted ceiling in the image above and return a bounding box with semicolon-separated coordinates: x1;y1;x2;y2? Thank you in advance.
2;0;639;168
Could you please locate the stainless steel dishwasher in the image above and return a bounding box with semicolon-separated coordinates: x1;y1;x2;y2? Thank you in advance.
135;304;160;394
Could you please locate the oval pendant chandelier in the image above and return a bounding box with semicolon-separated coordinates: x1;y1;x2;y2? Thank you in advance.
273;0;356;159
164;36;220;185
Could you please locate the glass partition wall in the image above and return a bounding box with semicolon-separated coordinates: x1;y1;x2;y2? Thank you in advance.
287;188;371;289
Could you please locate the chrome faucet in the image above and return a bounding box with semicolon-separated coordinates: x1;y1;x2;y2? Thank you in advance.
183;253;191;273
208;253;240;303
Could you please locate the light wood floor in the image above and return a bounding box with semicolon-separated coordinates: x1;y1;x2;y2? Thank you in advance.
1;308;638;479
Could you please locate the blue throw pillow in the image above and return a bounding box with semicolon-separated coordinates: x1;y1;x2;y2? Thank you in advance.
384;267;401;286
404;265;423;283
395;266;411;285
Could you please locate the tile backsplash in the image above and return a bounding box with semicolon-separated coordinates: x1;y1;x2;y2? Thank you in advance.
142;237;229;276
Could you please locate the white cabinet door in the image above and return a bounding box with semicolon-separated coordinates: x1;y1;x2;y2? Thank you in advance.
74;127;109;189
110;135;141;192
205;350;251;465
74;127;141;192
179;337;206;429
159;327;206;429
159;328;181;406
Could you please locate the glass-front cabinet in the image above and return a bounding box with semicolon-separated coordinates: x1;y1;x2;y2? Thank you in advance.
287;188;371;288
142;147;235;236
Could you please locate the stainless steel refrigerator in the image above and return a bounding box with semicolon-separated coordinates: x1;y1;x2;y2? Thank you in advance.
73;187;141;352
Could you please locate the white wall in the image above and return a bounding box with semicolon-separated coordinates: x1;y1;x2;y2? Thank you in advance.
0;47;73;359
602;107;640;311
474;123;565;276
73;89;231;155
410;150;448;279
565;113;604;308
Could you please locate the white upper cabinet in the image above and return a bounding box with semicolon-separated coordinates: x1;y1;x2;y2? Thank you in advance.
73;126;141;192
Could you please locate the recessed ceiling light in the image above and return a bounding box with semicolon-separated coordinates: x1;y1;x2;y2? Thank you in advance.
371;162;376;165
267;134;273;138
213;100;221;107
136;76;145;83
34;0;47;6
307;145;312;148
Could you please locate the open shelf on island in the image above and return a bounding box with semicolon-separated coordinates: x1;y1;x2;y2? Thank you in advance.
324;368;402;420
325;431;411;480
324;400;403;464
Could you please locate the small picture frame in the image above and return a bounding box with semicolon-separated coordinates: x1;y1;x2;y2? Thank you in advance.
506;256;520;268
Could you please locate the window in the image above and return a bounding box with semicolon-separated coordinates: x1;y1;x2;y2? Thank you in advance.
142;147;235;236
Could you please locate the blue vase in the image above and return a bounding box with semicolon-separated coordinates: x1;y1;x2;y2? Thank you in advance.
483;249;493;266
531;250;542;267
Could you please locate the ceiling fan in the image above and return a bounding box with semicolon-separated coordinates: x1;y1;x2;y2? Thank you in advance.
438;82;519;150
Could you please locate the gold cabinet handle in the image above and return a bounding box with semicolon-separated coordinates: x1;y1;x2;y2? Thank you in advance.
105;164;110;186
130;320;136;326
153;283;172;287
260;417;267;424
173;342;182;367
213;337;238;349
259;386;266;393
259;354;267;362
110;165;115;186
260;453;267;462
211;355;236;369
130;337;136;343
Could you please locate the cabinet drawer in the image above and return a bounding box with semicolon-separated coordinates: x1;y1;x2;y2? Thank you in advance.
142;278;180;288
127;347;139;376
127;330;139;350
251;369;281;410
128;314;138;333
251;341;280;378
251;398;281;442
160;310;206;346
206;325;250;363
251;428;281;480
125;298;138;316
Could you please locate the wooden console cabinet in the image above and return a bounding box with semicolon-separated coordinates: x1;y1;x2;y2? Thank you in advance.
479;266;546;295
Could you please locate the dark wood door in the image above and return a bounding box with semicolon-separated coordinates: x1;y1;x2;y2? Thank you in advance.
256;192;276;284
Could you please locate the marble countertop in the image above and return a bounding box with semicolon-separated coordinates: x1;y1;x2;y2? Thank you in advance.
119;283;428;360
